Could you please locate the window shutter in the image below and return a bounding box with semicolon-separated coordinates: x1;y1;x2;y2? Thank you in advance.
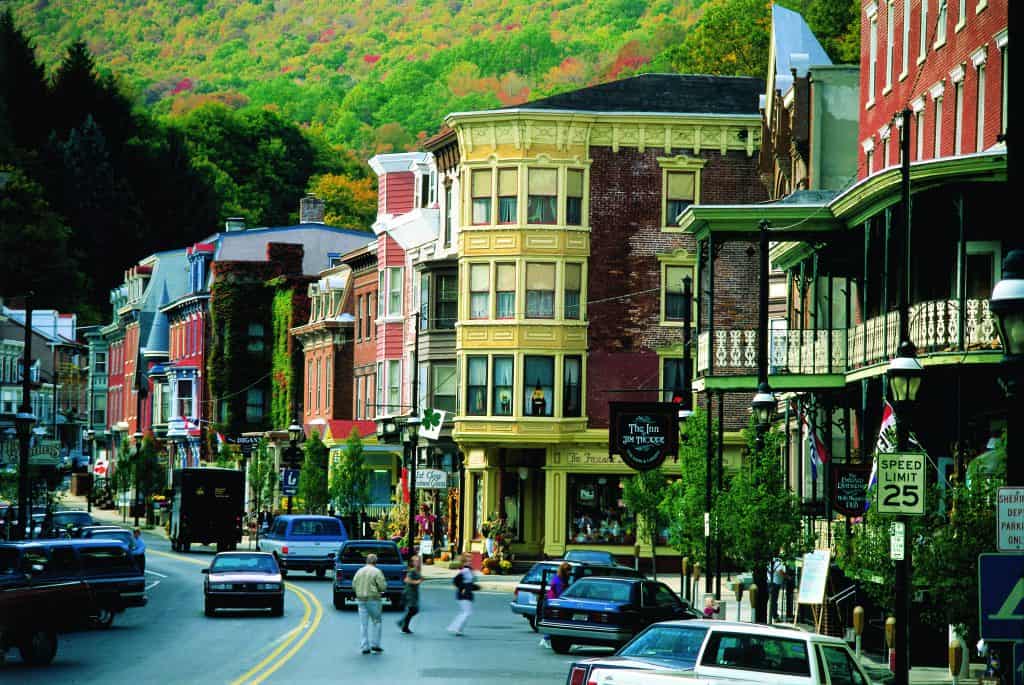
496;263;516;291
667;171;695;200
527;263;555;290
470;264;490;291
528;168;557;196
498;168;518;196
472;169;492;197
564;263;582;290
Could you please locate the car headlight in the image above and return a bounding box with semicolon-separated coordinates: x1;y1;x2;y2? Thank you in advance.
208;583;231;591
258;583;282;591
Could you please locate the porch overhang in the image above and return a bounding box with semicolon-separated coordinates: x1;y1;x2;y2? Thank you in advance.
679;203;840;243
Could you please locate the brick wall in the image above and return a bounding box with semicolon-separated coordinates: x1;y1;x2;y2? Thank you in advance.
586;145;766;431
859;0;1006;176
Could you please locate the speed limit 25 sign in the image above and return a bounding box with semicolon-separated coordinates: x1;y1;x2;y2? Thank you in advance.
876;452;927;516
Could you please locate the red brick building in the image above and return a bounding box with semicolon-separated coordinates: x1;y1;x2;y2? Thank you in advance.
859;0;1007;175
343;244;379;421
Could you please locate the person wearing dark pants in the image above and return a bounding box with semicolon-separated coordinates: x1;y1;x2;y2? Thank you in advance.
397;554;423;634
132;528;146;574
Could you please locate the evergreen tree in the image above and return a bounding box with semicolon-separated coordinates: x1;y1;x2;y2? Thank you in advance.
298;431;329;514
622;468;668;581
50;40;136;151
0;9;51;155
329;428;371;516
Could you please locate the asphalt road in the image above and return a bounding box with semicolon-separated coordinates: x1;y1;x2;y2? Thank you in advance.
4;533;605;684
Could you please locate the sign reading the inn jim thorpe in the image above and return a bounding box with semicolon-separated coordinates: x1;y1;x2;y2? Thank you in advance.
609;403;679;472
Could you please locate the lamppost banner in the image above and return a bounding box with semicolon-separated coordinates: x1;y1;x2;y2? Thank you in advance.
831;463;873;516
608;402;678;471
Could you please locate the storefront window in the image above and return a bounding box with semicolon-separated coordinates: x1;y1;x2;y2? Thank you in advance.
492;356;514;416
567;475;635;545
523;356;554;417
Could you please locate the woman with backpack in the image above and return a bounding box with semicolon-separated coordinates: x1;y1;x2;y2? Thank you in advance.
447;552;477;636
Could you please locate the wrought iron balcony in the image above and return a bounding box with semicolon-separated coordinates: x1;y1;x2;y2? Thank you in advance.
696;328;846;376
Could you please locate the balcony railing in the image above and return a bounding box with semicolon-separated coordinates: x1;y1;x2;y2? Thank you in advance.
697;298;1001;377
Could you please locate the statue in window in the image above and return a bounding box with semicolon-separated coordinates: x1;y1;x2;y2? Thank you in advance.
531;381;546;416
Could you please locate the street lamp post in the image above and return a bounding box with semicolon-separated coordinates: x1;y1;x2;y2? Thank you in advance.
286;421;303;514
14;411;36;541
132;431;143;527
886;341;923;685
991;250;1024;486
404;417;421;555
84;428;95;513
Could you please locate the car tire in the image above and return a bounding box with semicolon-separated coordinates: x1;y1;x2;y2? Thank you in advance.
550;637;572;654
93;608;115;629
333;592;345;611
270;599;284;617
527;615;538;632
18;629;57;666
181;539;190;554
204;599;216;617
315;567;327;579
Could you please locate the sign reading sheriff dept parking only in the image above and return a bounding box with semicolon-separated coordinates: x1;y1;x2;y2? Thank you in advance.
875;451;927;516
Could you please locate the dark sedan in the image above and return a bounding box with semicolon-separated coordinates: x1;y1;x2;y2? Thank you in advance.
51;511;95;538
203;552;284;617
510;561;642;630
537;577;700;654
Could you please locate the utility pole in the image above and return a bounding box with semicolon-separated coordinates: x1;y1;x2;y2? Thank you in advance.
16;297;34;541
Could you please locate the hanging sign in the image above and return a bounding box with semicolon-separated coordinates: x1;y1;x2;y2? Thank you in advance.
831;464;873;517
609;402;678;471
415;469;448;489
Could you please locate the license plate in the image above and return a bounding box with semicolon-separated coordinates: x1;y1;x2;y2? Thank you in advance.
572;613;588;622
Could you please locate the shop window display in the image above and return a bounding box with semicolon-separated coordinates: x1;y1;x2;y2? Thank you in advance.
566;475;636;545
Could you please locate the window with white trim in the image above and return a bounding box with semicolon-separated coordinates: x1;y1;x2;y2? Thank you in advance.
375;362;384;416
525;263;555;319
387;360;401;414
915;109;925;160
566;169;584;226
957;0;966;27
469;264;490;319
497;168;518;224
902;0;911;74
976;64;986;150
387;267;402;316
1000;43;1008;136
527;168;557;224
935;0;947;45
919;0;929;61
869;15;878;99
564;263;582;320
933;96;943;158
471;169;492;225
496;263;516;319
665;171;696;226
377;272;385;317
953;80;963;155
885;2;895;88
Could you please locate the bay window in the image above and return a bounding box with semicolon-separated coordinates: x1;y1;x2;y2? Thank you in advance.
496;263;516;319
388;267;402;316
435;273;457;329
444;184;453;247
563;356;582;417
470;264;490;319
497;168;518;224
527;168;557;224
431;363;457;413
471;169;492;224
525;263;555;319
375;362;384;416
492;356;514;416
176;379;193;418
387;360;401;414
567;475;635;545
564;263;582;319
466;356;488;416
523;356;554;417
420;273;429;330
566;169;584;226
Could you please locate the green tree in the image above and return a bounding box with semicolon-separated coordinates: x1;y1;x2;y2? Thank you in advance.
0;9;50;155
298;431;329;514
248;438;277;516
213;442;237;468
667;0;772;77
805;0;860;63
135;432;164;524
622;468;668;581
715;421;808;623
330;427;371;536
659;407;721;566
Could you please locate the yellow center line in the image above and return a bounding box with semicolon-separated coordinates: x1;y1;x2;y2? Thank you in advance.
147;549;321;685
245;582;324;685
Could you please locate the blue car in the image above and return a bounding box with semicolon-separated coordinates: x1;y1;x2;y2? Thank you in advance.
537;576;700;654
258;515;348;578
333;540;406;610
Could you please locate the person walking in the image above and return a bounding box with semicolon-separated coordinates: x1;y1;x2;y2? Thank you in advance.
353;552;387;654
769;557;786;623
397;554;423;634
131;528;146;574
447;553;477;636
540;562;571;648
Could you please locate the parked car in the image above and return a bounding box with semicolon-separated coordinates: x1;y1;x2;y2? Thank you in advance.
0;545;99;665
511;560;642;630
0;539;146;629
539;576;700;654
202;552;284;617
567;620;881;685
79;527;136;556
257;515;347;578
332;540;405;610
50;511;95;538
564;550;620;566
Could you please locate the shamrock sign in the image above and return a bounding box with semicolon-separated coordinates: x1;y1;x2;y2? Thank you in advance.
420;408;446;439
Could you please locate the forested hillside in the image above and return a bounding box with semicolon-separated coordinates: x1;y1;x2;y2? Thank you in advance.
11;0;705;156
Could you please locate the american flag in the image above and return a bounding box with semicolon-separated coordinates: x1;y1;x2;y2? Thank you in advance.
803;413;830;481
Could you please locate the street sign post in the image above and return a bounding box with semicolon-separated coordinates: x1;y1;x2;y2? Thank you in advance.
875;451;927;516
890;522;906;560
979;553;1024;642
282;445;303;468
998;488;1024;551
280;468;300;496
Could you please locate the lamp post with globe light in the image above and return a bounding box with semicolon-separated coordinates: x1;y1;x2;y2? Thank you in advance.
84;428;95;513
15;410;37;540
404;417;421;556
991;250;1024;486
285;421;304;514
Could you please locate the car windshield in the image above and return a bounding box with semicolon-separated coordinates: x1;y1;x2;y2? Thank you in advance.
291;518;342;536
565;550;615;565
619;625;710;663
560;579;633;603
211;555;278;574
53;512;91;526
0;549;19;575
521;563;559;584
339;545;401;564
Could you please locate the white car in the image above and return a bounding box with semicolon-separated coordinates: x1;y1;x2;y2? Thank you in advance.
568;620;881;685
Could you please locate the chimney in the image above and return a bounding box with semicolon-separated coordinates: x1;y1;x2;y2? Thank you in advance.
299;195;325;224
224;217;246;232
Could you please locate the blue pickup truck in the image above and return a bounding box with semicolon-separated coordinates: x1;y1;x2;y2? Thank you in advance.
332;540;407;611
257;515;348;578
